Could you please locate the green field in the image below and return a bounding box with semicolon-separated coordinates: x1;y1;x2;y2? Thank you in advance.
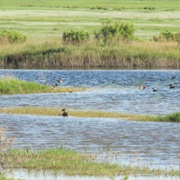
0;0;180;69
0;0;180;40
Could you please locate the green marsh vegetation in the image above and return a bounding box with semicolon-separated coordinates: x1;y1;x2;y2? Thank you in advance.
3;148;180;177
0;0;180;68
0;76;86;94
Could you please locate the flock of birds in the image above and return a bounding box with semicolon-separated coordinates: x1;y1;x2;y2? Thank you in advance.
139;76;177;92
57;75;177;117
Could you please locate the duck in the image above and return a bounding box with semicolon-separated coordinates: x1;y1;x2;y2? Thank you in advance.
59;78;63;83
54;83;58;88
171;76;176;79
152;88;157;92
62;108;68;117
169;84;176;89
139;85;143;90
139;85;146;90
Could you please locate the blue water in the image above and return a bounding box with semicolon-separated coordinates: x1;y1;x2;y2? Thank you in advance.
0;69;180;170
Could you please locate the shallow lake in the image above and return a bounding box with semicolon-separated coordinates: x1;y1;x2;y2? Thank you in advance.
0;69;180;172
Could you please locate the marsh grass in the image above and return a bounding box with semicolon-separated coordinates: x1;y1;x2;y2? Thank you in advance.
3;148;180;177
0;106;179;122
1;40;180;68
0;76;86;94
150;112;180;122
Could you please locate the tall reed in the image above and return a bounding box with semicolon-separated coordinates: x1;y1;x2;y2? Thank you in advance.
1;40;180;68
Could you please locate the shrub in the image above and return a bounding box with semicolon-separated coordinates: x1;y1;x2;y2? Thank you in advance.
94;20;135;44
153;30;180;44
62;30;90;45
0;30;26;44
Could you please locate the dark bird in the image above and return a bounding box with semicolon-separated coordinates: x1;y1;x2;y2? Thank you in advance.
54;83;58;88
62;108;68;117
169;84;176;89
152;88;157;92
171;76;176;79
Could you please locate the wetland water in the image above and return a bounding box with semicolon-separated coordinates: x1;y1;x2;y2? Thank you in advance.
0;69;180;178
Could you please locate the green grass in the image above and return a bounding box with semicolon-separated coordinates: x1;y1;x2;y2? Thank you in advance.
0;0;179;11
3;148;180;177
0;76;86;94
0;0;180;40
0;174;17;180
0;106;179;122
151;112;180;122
0;0;180;68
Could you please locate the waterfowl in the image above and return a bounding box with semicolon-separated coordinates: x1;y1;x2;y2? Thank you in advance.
152;88;157;92
139;85;143;90
54;83;58;88
139;85;146;90
59;78;63;83
62;108;68;117
169;84;176;89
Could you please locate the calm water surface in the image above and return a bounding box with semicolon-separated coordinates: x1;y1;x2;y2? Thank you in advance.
0;70;180;171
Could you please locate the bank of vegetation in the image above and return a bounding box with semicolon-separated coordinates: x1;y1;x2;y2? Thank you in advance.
0;76;86;94
0;20;180;69
1;0;180;69
0;128;180;179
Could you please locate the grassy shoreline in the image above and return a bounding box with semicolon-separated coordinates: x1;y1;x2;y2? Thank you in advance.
2;148;180;178
1;41;180;69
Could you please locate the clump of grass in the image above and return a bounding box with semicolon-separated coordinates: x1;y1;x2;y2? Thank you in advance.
3;148;180;177
151;112;180;122
0;76;86;94
0;76;51;94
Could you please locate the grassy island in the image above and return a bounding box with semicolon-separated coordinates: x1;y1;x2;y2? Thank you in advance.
0;106;179;122
0;76;86;94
